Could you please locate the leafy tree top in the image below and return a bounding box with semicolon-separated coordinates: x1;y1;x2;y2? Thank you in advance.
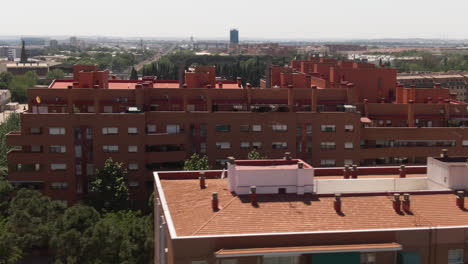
183;154;211;171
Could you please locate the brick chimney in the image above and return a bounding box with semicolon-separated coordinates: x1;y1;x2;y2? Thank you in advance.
402;193;411;213
236;77;242;88
212;192;219;211
399;165;406;178
457;191;465;210
284;152;292;160
218;82;223;89
334;194;342;213
311;85;318;113
351;165;358;179
393;193;402;214
441;149;449;158
199;172;206;189
250;186;257;206
343;165;350;179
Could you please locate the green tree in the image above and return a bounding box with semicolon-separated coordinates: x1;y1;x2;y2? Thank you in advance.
50;205;100;263
247;149;267;160
0;218;23;264
9;72;37;103
7;189;66;251
0;112;21;168
87;158;130;212
46;69;65;82
81;211;153;264
130;67;138;80
0;72;13;89
0;176;13;217
183;153;211;170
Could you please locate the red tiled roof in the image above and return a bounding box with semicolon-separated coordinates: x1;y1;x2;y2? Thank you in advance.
159;178;467;237
50;80;241;89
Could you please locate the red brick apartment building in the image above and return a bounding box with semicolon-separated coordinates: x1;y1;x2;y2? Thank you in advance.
154;155;468;264
5;60;468;205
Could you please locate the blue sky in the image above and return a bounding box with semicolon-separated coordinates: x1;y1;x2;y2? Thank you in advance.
2;0;468;39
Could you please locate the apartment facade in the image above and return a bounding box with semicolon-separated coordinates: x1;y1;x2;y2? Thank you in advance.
154;157;468;264
398;74;468;102
6;63;468;205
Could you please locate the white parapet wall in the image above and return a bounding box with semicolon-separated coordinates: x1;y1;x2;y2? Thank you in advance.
427;157;468;190
314;177;450;194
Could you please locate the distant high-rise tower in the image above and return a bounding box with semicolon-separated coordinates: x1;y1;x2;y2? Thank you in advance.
230;29;239;44
20;39;28;63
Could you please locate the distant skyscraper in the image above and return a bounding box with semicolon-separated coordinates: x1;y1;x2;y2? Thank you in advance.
230;29;239;44
20;40;28;63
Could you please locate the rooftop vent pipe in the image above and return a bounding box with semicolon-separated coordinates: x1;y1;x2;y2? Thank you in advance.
457;191;465;210
250;186;257;206
399;165;406;178
441;149;449;159
334;194;342;213
199;172;206;189
343;165;350;179
351;165;358;179
212;192;219;211
284;152;292;160
393;193;402;214
402;193;411;213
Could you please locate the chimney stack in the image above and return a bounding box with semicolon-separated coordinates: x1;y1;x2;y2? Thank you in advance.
457;191;465;210
250;186;257;206
399;165;406;178
212;192;219;211
199;172;206;189
441;149;449;159
351;165;358;179
334;194;342;213
402;193;411;213
284;152;292;160
236;77;242;88
246;83;252;89
343;165;350;179
298;162;304;169
393;193;402;214
218;82;223;89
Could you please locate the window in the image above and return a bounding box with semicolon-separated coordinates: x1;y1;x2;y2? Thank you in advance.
321;125;336;132
31;146;41;152
240;125;250;132
87;106;95;113
252;125;262;132
30;127;41;134
147;124;157;133
166;124;180;134
320;159;336;167
50;145;66;153
344;159;353;166
272;142;288;149
102;127;118;135
128;127;138;134
76;164;82;175
128;163;139;171
51;182;68;189
448;249;464;264
103;106;112;113
263;256;299;264
463;140;468;146
49;127;65;135
216;142;231;149
240;142;250;149
87;164;94;175
51;163;67;171
128;145;138;153
272;124;288;132
191;261;208;264
200;124;207;136
200;142;207;153
320;142;336;149
345;124;354;132
103;145;119;153
306;124;313;135
344;142;354;149
216;125;230;132
360;253;376;264
75;145;82;158
129;181;139;188
252;142;262;149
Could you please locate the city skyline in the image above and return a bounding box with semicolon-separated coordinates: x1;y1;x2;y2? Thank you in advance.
2;0;468;40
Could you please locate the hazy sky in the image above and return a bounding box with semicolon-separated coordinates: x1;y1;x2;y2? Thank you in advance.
2;0;468;40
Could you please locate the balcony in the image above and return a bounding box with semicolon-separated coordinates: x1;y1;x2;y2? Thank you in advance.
145;133;186;145
145;151;187;163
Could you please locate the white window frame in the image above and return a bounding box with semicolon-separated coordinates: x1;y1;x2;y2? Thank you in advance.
128;163;139;171
344;142;354;149
166;124;180;134
50;145;66;153
216;142;231;149
252;142;262;149
272;142;288;149
102;127;119;135
240;142;250;149
49;127;65;135
51;163;67;171
147;124;157;133
103;145;119;153
103;106;113;113
321;125;336;132
252;125;262;132
128;145;138;153
272;124;288;132
448;249;464;264
128;127;138;135
345;124;354;132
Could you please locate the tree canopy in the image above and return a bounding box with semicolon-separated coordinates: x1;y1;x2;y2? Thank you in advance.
87;158;130;212
183;153;211;171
